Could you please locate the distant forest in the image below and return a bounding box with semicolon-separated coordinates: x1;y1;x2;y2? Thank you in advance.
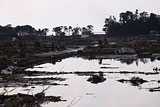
0;24;94;37
0;10;160;37
0;24;49;37
103;10;160;36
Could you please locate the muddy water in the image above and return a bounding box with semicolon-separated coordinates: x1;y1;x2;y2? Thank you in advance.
3;57;160;107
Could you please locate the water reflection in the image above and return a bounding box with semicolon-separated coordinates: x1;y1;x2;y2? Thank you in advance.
83;55;158;66
98;59;103;65
118;57;156;65
117;76;148;87
23;57;160;107
27;57;160;73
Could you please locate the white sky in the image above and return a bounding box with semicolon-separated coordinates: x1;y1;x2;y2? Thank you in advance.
0;0;160;32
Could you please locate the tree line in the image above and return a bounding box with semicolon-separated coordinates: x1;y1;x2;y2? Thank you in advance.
103;10;160;36
0;24;94;37
52;25;93;36
1;10;160;37
0;24;49;37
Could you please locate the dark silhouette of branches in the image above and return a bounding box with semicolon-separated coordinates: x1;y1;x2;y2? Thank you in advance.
103;10;160;36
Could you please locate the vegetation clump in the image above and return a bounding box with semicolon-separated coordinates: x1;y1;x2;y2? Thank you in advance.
87;72;106;84
103;10;160;36
0;88;64;107
118;76;148;86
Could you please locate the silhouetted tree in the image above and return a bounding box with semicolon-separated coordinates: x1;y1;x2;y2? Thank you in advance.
53;26;69;36
72;27;81;36
53;26;63;36
103;16;120;36
15;25;36;35
42;28;49;36
87;25;94;33
81;25;94;36
0;24;50;37
103;10;160;36
68;26;72;36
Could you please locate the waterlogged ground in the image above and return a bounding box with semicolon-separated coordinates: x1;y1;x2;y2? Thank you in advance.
27;57;160;72
1;57;160;107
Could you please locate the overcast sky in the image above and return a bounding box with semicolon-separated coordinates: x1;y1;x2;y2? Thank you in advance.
0;0;160;32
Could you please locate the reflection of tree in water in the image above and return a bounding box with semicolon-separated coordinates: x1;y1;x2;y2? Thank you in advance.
119;57;156;65
118;77;148;88
119;59;134;65
98;59;103;65
136;59;139;66
140;58;149;64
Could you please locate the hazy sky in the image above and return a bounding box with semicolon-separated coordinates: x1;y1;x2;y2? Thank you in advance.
0;0;160;32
